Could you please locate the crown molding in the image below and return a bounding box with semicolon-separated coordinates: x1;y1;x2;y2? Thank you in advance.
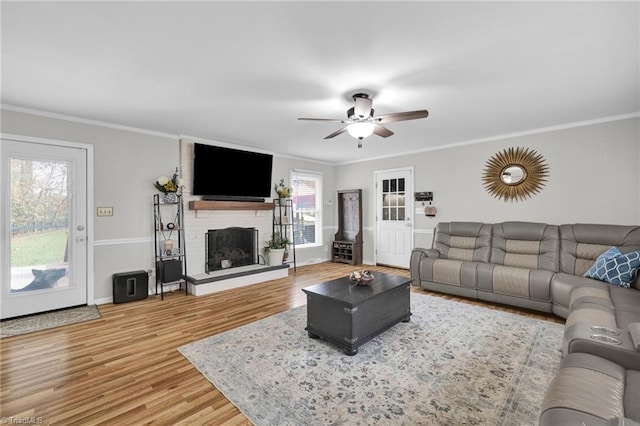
336;111;640;166
1;104;178;139
4;103;637;167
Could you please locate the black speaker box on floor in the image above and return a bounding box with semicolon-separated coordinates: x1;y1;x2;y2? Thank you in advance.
112;270;148;304
161;259;183;283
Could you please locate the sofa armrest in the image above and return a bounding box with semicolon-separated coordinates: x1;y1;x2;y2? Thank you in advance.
607;417;640;426
410;248;440;285
412;248;440;258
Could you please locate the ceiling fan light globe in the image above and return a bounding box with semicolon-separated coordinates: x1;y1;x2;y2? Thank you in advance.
347;122;375;139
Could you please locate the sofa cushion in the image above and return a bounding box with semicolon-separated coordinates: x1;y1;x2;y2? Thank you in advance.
575;243;616;275
560;224;640;289
627;370;640;421
610;285;640;312
565;302;617;329
607;417;640;426
564;284;640;329
491;222;559;272
608;286;640;328
539;352;639;426
584;249;640;289
492;265;531;297
433;259;465;285
550;273;608;318
569;283;613;310
432;222;492;263
418;257;480;289
477;263;553;301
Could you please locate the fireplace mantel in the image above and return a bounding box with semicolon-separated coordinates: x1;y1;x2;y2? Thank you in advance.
188;200;274;211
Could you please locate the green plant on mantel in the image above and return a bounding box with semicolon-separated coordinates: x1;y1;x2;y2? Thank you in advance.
263;234;289;254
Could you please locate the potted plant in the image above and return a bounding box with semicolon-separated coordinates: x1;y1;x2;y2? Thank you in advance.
264;234;289;266
154;167;183;203
274;178;292;199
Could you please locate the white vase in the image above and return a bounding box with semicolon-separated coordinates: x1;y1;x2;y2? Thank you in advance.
267;248;285;266
163;192;178;203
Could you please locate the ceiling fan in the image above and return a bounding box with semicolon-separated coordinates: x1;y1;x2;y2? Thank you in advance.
298;92;429;148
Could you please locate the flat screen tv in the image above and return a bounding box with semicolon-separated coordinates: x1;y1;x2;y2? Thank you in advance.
192;143;273;201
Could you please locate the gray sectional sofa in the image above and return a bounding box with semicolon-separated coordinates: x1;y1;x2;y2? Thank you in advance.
410;221;640;425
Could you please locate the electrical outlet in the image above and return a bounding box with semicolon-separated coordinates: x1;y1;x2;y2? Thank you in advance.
97;207;113;217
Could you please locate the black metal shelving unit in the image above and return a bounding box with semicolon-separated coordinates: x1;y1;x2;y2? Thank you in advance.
153;194;188;299
273;197;296;271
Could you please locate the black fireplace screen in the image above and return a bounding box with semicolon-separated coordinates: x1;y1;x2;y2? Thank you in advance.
205;227;258;272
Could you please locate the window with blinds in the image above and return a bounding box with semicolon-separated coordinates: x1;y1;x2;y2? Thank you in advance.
290;170;323;248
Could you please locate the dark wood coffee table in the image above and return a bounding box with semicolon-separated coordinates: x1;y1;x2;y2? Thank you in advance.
301;272;412;355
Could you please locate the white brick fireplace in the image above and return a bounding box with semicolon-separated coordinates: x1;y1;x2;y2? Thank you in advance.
179;138;287;295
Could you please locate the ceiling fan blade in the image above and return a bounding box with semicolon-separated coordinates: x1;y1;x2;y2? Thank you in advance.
374;110;429;123
298;117;345;123
373;125;394;138
324;127;348;139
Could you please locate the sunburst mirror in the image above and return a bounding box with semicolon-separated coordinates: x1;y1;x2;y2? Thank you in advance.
482;147;549;202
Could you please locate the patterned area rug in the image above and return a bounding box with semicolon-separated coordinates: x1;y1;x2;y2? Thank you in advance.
179;293;563;425
1;305;101;338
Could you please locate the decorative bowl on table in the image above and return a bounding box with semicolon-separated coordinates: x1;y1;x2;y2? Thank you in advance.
349;270;374;285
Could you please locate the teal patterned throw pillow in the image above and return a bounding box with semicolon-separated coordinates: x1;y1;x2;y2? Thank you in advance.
584;247;640;288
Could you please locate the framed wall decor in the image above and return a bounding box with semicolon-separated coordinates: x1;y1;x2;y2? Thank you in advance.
482;147;549;202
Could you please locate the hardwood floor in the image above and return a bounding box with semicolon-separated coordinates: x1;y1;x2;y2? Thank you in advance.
0;262;562;425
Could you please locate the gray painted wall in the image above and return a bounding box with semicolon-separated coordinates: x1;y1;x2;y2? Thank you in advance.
2;108;638;302
2;109;178;301
336;117;640;258
1;109;337;301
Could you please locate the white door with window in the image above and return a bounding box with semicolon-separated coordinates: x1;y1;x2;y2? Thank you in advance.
375;168;413;268
1;138;88;319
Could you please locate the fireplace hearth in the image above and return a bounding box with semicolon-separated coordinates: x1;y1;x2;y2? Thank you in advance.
206;227;258;273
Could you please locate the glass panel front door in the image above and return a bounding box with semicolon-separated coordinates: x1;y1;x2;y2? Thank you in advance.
1;139;87;319
10;157;71;293
376;169;413;268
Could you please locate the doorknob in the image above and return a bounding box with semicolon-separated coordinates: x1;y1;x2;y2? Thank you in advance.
77;225;84;231
76;236;85;242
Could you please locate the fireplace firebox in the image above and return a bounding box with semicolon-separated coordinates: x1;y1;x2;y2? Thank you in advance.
205;227;259;273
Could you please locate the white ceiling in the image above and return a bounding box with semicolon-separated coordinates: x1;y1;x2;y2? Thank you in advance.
2;1;639;164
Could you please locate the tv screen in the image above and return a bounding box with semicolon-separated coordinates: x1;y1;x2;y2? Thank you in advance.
192;143;273;201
